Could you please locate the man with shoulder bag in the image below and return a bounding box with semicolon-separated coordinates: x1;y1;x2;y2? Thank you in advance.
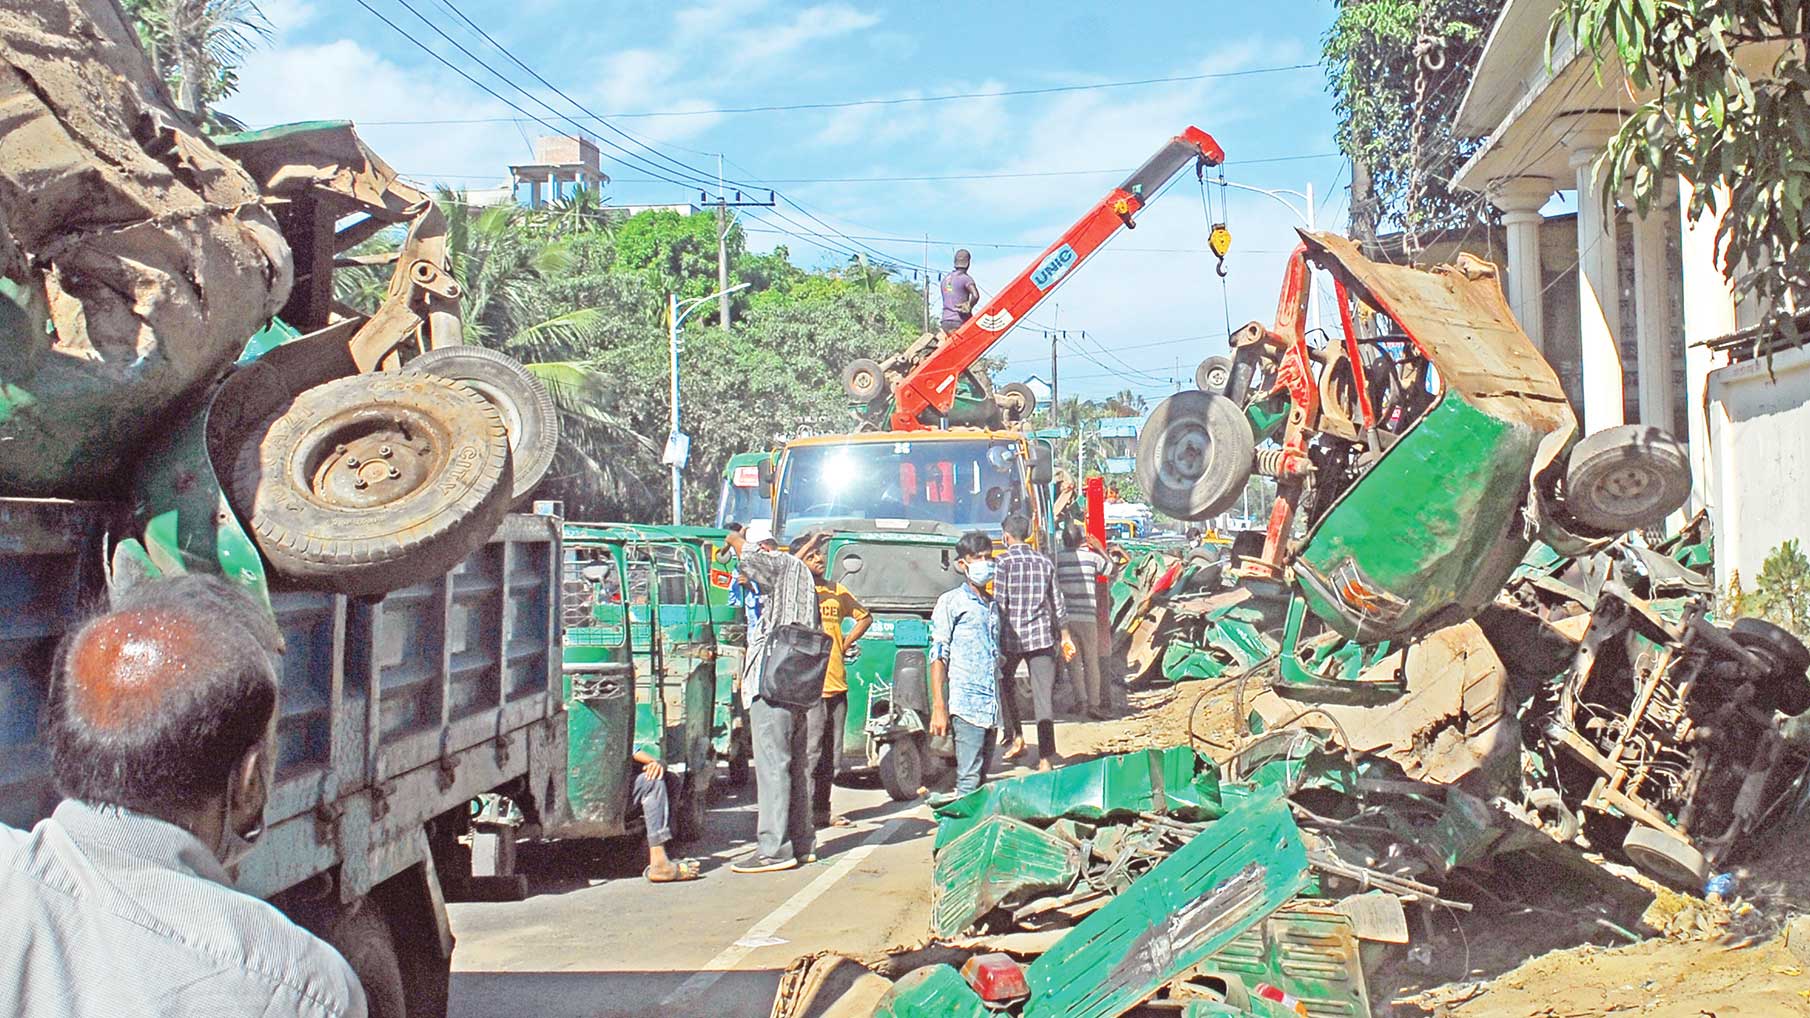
725;524;832;873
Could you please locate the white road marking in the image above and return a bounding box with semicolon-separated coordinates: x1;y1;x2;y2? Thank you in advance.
659;815;911;1009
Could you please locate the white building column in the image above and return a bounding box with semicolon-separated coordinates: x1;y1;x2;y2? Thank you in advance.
1678;176;1737;515
1491;176;1554;352
1553;113;1628;432
1630;181;1679;432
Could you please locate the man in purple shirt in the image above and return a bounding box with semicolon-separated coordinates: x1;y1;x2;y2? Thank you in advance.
941;249;979;333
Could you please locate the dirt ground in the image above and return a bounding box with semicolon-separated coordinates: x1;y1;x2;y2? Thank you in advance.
1068;678;1810;1018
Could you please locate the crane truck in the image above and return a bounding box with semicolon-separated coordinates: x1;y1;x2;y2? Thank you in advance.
739;127;1226;798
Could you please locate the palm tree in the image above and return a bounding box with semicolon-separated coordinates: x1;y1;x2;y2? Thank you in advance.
123;0;270;115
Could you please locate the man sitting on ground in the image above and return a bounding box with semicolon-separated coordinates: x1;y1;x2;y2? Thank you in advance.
0;575;366;1018
632;750;699;882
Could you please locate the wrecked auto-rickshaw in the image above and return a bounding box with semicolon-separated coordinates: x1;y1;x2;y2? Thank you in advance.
1;9;557;599
1136;232;1692;698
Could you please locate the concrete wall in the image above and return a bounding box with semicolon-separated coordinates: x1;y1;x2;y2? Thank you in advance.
1707;343;1810;594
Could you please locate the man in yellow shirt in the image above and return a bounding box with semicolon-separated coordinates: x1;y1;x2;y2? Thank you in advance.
800;539;872;829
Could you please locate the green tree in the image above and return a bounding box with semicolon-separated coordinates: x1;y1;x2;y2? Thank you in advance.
1745;538;1810;635
122;0;269;115
1323;0;1504;247
1556;0;1810;347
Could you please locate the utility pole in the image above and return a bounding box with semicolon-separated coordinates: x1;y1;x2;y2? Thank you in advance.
667;283;750;524
696;175;775;334
716;155;729;333
923;234;931;331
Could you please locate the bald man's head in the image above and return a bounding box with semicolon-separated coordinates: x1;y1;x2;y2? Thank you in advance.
51;576;278;817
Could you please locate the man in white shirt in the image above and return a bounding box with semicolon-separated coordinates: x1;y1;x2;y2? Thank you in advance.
0;576;366;1018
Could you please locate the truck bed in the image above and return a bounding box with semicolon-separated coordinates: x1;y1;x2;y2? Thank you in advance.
0;498;566;903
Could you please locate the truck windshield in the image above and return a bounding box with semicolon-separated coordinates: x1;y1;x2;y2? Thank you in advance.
773;438;1029;540
715;464;772;529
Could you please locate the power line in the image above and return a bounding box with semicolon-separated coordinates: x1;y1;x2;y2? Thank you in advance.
354;62;1322;125
423;0;760;193
352;0;703;191
398;154;1342;185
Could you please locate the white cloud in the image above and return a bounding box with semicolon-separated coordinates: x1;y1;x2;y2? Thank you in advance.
260;0;317;38
223;38;527;185
727;3;883;71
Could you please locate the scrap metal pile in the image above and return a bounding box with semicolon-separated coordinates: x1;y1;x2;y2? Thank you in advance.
770;235;1810;1017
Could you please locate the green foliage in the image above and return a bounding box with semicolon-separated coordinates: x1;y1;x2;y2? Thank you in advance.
1745;539;1810;635
121;0;269;114
1323;0;1503;239
1557;0;1810;347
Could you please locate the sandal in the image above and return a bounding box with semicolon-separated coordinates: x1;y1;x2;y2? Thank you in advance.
645;858;702;883
1002;738;1027;761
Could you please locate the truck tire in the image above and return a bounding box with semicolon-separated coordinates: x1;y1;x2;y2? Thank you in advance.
1136;391;1254;521
1730;618;1810;713
404;346;559;503
842;358;886;402
877;736;924;802
232;373;513;597
324;904;409;1018
998;382;1038;423
1562;425;1691;534
1622;824;1709;889
1195;355;1232;394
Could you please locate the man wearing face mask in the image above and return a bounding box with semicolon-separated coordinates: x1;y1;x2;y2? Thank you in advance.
0;576;366;1018
928;531;1002;798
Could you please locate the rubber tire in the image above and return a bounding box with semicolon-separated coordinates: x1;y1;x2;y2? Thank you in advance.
1622;824;1710;889
726;748;751;787
1195;355;1232;394
232;373;513;597
1563;425;1692;533
404;346;558;503
842;358;886;402
998;382;1038;422
1730;617;1810;714
324;904;408;1018
674;778;709;843
1135;391;1255;521
877;736;924;802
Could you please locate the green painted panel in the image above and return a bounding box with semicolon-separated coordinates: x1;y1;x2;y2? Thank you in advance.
1021;786;1310;1018
872;964;991;1018
930;815;1083;937
932;747;1225;852
1295;392;1540;641
1205;905;1371;1018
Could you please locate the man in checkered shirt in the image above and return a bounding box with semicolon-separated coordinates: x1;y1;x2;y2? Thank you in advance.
991;513;1075;770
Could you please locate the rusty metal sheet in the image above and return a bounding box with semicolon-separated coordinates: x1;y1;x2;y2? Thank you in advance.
1301;231;1574;448
1250;620;1514;787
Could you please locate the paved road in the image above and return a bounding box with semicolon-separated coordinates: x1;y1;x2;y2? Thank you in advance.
446;770;940;1018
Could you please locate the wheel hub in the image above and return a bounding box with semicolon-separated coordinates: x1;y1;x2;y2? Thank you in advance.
312;423;437;509
1600;466;1654;500
1159;423;1211;485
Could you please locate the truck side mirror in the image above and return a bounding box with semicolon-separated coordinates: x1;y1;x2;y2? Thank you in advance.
1029;442;1054;485
757;455;775;491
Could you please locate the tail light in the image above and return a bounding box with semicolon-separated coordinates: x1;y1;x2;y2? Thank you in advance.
959;953;1028;1004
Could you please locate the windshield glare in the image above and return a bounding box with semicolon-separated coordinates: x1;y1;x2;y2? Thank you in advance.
775;439;1028;540
716;477;772;529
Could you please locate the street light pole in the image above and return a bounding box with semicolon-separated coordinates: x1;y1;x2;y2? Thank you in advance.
668;282;750;524
1216;180;1320;334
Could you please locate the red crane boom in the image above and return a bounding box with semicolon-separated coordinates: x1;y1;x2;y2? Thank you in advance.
889;126;1225;431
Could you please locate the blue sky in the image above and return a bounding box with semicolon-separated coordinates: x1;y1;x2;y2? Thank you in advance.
228;0;1351;401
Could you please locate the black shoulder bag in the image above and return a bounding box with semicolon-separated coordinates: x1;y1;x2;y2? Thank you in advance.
759;622;832;709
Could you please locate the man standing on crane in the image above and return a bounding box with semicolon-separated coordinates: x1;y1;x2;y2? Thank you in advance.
940;249;980;333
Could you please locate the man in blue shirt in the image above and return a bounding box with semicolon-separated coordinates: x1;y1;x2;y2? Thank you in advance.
928;531;1000;796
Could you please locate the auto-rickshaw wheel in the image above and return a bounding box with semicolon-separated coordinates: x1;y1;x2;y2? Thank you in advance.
1135;390;1254;520
1195;355;1232;394
1562;424;1691;533
877;736;924;801
403;345;558;504
231;373;513;596
841;358;886;402
1622;824;1709;888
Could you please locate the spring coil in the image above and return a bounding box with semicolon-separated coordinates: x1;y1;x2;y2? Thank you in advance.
1254;448;1288;477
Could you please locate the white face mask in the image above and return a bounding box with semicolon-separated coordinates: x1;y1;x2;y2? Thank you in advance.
964;559;996;585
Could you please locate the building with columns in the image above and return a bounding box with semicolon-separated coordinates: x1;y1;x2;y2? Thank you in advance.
1446;0;1804;593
